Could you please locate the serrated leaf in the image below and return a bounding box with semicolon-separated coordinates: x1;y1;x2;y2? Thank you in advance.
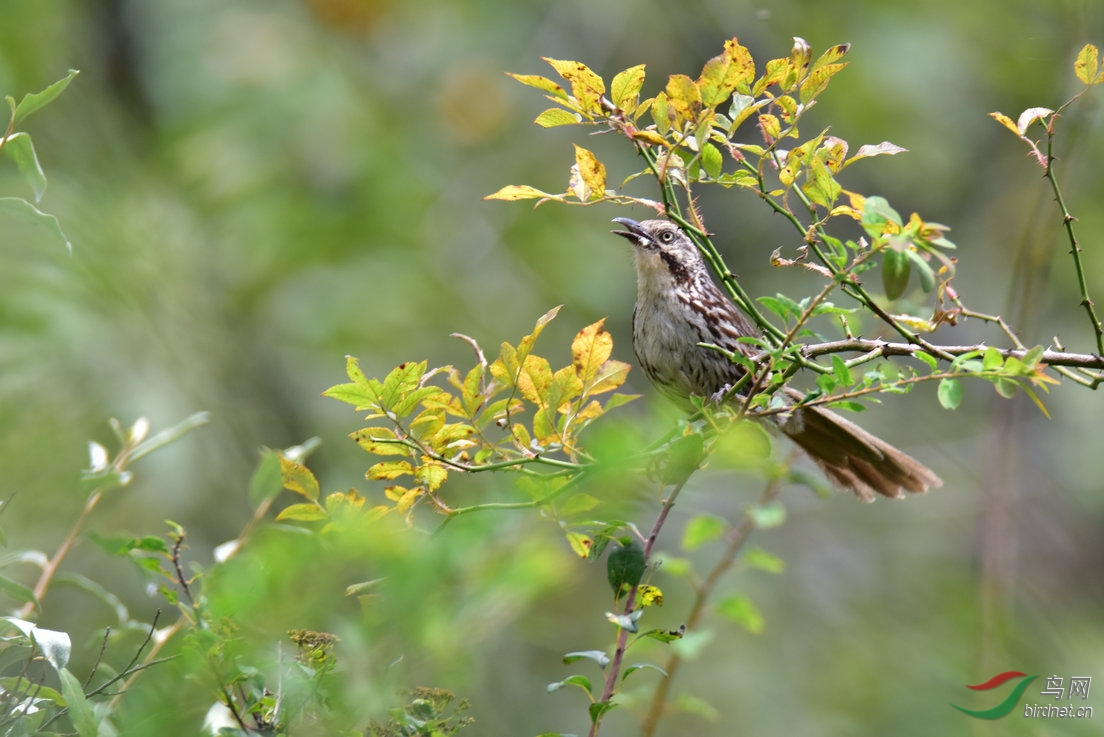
682;514;726;552
697;38;755;106
535;108;579;127
937;378;963;410
700;142;723;178
570;144;607;200
665;74;702;125
543;57;605;114
611;64;646;110
279;455;320;501
1074;44;1100;86
572;318;613;386
1;132;47;202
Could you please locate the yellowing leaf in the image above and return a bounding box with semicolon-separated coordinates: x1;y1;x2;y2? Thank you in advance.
651;91;671;134
516;354;553;405
543;57;605;114
611;64;646;110
535;108;580;127
415;460;448;491
395;486;423;514
632;129;668;146
754;57;792;96
484;184;558;201
696;38;755;107
280;455;320;501
988;111;1020;136
635;585;664;607
665;74;702;125
351;427;409;456
757;113;781;142
276;503;328;522
1074;44;1100;86
572;319;614;386
569;144;607;200
565;532;592;558
366;460;415;480
799;62;847;104
505;72;568;100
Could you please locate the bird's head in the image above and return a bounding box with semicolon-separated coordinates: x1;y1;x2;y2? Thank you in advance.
611;217;704;288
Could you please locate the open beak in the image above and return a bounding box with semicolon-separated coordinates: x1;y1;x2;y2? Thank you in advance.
611;217;648;246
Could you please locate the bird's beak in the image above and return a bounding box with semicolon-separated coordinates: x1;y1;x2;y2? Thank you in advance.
611;217;647;246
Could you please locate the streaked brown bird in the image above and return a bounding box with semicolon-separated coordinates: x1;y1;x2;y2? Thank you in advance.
612;217;942;501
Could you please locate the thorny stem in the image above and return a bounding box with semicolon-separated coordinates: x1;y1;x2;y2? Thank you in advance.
640;470;787;737
1044;125;1104;357
587;475;690;737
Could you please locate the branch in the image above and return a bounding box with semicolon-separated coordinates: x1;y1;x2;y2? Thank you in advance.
801;339;1104;371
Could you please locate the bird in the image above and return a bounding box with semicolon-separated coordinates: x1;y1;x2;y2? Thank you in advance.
611;217;942;502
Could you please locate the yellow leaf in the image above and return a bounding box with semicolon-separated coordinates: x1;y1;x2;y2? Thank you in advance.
1074;44;1100;86
754;57;791;96
632;129;668;146
535;108;580;127
588;360;632;395
505;72;568;100
543;57;605;114
517;305;562;362
416;460;448;491
650;91;671;135
636;585;664;607
515;354;553;405
573;399;604;423
275;503;327;522
395;486;423;514
569;144;607;201
351;427;410;457
988;111;1021;137
325;489;366;512
696;38;755;107
571;318;613;386
799;61;848;105
565;532;592;558
664;74;702;126
384;485;407;501
757;113;781;142
279;454;320;501
484;184;558;201
367;460;414;480
611;64;646;110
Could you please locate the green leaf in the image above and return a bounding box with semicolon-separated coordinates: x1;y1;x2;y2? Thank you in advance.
716;593;765;634
12;69;79;126
700;142;723;178
58;668;99;737
558;493;600;516
547;674;593;695
746;500;786;529
130;411;210;463
830;355;853;387
563;650;610;668
534;107;579;127
1021;345;1044;368
248;449;284;507
1;132;47;202
742;547;785;574
275;502;327;522
915;351;939;371
0;196;72;253
611;64;646;109
0;575;38;608
982;346;1004;372
30;626;70;671
757;294;801;321
634;626;686;644
937;378;963;410
882;247;911;300
662;432;704;483
589;700;618;723
607;538;646;595
682;514;726;552
861;195;902;227
623;663;668;681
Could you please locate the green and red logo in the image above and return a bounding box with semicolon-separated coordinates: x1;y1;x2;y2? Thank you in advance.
951;671;1038;719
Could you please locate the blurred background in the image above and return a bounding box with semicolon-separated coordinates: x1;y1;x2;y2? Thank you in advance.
1;0;1102;734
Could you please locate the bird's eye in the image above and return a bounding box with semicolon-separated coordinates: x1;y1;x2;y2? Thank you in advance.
659;230;675;243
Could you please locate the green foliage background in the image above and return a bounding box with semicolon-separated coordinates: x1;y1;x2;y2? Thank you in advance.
1;1;1102;735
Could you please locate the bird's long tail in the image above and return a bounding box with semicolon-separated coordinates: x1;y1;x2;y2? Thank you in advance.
780;404;943;502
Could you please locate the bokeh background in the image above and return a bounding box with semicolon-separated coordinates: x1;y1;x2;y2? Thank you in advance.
2;0;1103;735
